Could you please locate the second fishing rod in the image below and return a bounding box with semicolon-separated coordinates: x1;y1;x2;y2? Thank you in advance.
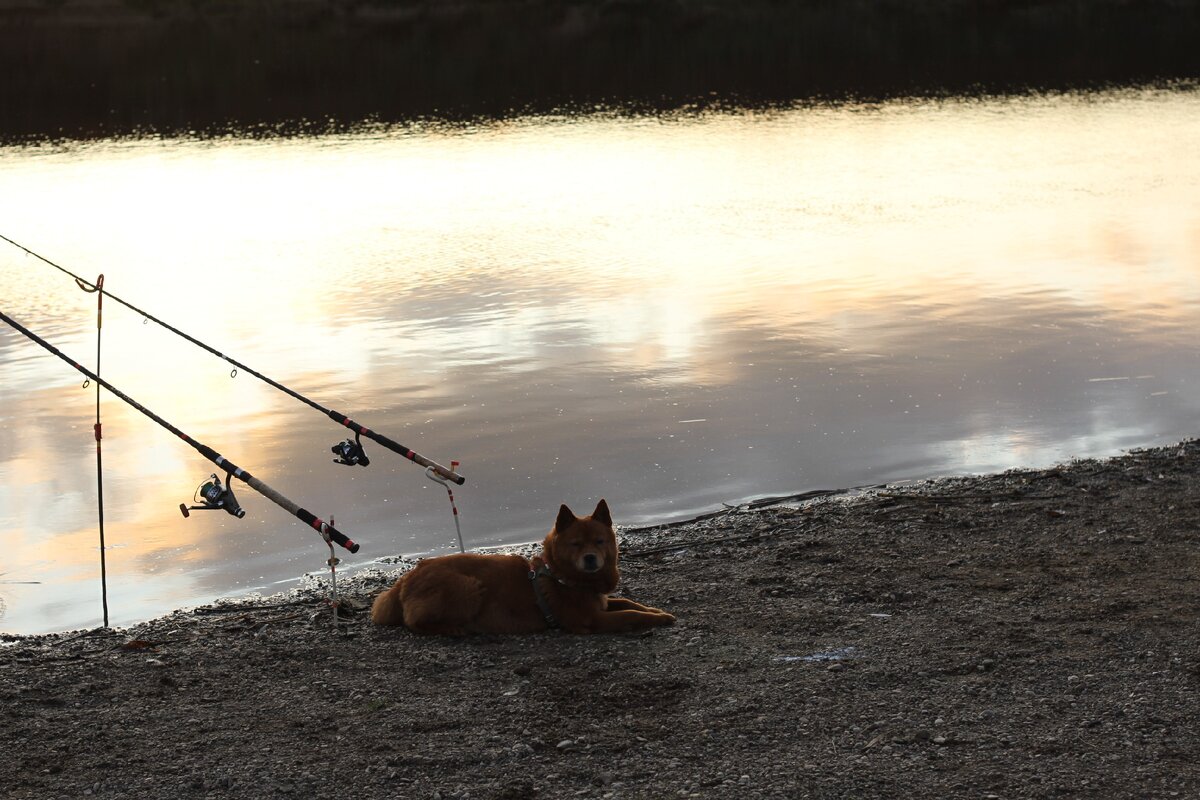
0;308;360;554
0;234;465;485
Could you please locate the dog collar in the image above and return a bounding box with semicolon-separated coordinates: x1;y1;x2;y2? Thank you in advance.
528;559;561;629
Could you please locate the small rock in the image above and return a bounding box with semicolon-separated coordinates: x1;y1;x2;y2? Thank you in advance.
556;739;575;751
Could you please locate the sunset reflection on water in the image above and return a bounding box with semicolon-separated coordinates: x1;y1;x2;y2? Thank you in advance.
2;87;1199;633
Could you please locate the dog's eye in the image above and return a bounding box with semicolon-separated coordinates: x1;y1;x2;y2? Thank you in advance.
595;539;605;547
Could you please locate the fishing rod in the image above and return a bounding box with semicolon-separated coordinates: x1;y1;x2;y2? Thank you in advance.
0;234;464;485
0;308;360;554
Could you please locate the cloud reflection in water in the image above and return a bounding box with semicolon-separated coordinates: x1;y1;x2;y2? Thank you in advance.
1;87;1199;633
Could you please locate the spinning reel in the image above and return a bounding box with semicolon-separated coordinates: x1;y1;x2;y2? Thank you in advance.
332;431;369;467
179;472;246;518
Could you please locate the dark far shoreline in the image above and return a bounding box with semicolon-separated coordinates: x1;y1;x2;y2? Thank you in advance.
3;0;1200;142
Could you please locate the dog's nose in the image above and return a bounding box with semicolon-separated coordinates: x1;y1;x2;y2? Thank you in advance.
582;553;600;572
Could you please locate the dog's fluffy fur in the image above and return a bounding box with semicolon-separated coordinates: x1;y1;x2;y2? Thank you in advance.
371;499;675;635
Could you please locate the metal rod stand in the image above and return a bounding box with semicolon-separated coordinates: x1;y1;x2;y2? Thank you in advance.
425;462;465;553
322;521;342;628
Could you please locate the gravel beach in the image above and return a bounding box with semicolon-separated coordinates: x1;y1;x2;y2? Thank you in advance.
3;441;1199;799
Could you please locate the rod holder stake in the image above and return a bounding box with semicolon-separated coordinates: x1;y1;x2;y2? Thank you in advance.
321;519;343;628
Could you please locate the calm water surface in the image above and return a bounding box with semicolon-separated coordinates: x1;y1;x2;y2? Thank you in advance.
2;87;1199;634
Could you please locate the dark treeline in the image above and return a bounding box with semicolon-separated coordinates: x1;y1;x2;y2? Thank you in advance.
3;0;1200;140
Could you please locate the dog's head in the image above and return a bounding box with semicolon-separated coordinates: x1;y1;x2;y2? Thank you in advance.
542;499;619;593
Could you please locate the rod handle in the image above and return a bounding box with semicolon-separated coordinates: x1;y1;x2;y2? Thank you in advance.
328;411;465;484
323;523;360;554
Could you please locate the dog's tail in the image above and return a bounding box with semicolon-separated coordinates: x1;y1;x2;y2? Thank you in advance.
370;580;406;626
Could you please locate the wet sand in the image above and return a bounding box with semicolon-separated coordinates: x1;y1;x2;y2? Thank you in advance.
3;440;1198;798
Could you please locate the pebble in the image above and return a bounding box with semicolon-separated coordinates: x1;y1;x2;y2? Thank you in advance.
557;739;575;751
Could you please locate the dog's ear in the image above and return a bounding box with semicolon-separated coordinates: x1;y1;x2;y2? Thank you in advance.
556;504;577;532
591;498;612;527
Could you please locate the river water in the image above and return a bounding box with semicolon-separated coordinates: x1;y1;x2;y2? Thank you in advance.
2;86;1198;634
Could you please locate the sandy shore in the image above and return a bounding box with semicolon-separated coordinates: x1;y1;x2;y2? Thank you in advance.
3;441;1199;798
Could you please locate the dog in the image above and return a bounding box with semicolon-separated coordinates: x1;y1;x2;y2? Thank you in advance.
371;499;675;635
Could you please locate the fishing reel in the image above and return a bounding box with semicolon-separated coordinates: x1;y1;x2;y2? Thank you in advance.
179;472;246;519
332;432;369;467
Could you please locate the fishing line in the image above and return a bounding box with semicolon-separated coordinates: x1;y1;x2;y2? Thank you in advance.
0;233;464;485
0;308;360;555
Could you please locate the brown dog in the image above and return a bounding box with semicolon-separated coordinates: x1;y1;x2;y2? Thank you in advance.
371;499;674;635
